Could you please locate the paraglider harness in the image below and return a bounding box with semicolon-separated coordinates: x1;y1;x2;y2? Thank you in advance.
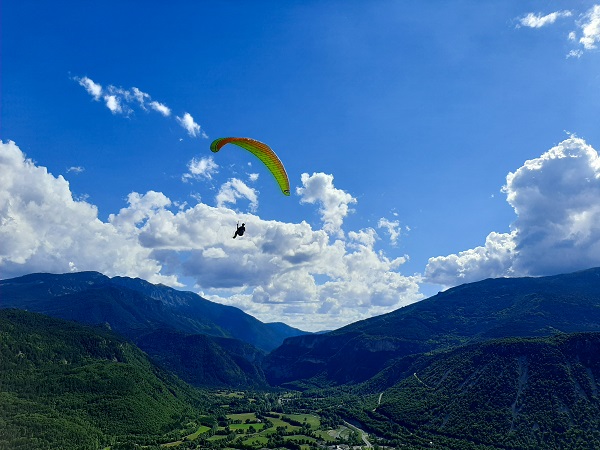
233;222;246;239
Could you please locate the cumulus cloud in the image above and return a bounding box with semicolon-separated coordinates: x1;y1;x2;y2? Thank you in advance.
176;112;206;138
131;87;150;106
516;10;572;28
297;172;357;237
0;141;423;331
216;178;259;212
0;140;176;285
425;231;517;286
73;75;209;139
182;156;219;182
579;5;600;49
425;137;600;287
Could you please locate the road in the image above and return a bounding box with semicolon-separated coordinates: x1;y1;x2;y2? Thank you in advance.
343;420;372;449
372;392;383;412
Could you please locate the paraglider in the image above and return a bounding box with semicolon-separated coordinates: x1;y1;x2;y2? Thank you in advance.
210;137;291;196
233;222;246;239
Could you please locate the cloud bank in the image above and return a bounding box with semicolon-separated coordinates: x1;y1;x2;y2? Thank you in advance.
7;134;600;330
426;137;600;287
0;140;422;331
0;140;175;285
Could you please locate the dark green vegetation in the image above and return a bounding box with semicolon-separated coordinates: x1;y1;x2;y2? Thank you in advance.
0;309;212;450
136;330;268;388
0;271;305;353
0;271;306;388
0;309;365;449
344;332;600;449
4;268;600;449
264;267;600;386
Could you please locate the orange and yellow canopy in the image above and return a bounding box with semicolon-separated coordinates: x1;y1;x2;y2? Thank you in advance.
210;137;290;196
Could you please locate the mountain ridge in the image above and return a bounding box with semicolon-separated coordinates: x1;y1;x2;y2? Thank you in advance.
264;267;600;386
0;271;305;388
0;270;306;351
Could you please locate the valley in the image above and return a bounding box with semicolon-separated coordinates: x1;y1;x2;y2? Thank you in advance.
4;269;600;449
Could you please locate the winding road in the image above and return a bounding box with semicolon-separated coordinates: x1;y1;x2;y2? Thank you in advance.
343;420;373;448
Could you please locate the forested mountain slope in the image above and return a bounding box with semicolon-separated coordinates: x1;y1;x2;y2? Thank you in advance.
0;271;306;388
265;268;600;386
0;271;305;352
349;332;600;449
0;309;211;450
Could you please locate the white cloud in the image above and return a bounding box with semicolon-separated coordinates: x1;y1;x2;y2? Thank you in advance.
0;140;177;286
176;112;205;138
73;75;173;118
149;101;171;116
109;191;172;234
513;7;600;57
0;140;423;331
104;94;123;114
297;172;357;237
579;5;600;49
216;178;259;212
378;217;401;245
67;166;84;174
182;156;219;182
75;76;102;100
516;10;572;28
425;137;600;287
425;231;517;286
131;87;150;107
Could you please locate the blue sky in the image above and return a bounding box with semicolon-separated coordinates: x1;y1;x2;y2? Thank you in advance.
3;1;600;331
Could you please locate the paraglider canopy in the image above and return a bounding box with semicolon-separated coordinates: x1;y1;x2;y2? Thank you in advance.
210;137;291;196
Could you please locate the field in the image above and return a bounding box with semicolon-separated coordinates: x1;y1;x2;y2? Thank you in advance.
149;391;372;450
285;413;321;428
191;410;358;448
185;425;211;440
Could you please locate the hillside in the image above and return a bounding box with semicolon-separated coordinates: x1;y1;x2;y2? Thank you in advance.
264;267;600;386
342;332;600;449
0;309;211;450
0;271;308;388
136;329;268;388
0;271;305;352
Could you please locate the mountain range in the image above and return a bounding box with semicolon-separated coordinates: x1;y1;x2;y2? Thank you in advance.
4;268;600;448
4;268;600;390
263;268;600;387
0;271;305;388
